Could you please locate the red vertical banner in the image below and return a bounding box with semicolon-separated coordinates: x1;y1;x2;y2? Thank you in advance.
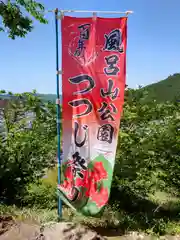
58;16;127;216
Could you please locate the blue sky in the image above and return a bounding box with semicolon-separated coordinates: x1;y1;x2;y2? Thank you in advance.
0;0;180;94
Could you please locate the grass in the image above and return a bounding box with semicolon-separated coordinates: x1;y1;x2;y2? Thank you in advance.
0;206;120;240
41;167;180;236
1;188;180;237
0;204;57;224
1;202;180;239
1;168;180;238
0;204;119;228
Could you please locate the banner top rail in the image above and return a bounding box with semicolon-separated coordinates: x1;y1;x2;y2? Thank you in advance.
45;9;133;15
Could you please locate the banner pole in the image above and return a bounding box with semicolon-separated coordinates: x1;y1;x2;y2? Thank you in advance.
55;8;62;219
42;9;133;15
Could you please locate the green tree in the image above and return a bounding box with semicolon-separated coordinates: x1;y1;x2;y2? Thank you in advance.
0;0;47;39
111;88;180;203
0;91;57;203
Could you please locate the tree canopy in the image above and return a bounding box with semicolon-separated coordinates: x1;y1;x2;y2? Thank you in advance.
0;0;47;39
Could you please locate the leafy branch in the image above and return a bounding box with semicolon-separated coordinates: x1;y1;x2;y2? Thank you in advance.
0;0;47;39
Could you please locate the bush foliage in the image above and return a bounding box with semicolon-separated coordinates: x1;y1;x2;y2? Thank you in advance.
0;90;57;203
111;89;180;201
0;88;179;234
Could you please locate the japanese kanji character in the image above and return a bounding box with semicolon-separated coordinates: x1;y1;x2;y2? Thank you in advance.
74;121;88;148
74;39;85;57
74;23;90;57
97;124;114;144
98;102;117;121
72;151;87;178
103;29;123;52
69;75;95;95
69;99;93;118
100;79;119;100
104;55;119;76
78;24;90;40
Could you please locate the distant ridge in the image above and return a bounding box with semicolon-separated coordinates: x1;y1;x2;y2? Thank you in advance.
0;93;60;103
141;73;180;102
38;73;180;103
1;73;179;103
38;94;60;102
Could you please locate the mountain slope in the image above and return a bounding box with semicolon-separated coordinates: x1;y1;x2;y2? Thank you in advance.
1;73;179;103
141;73;180;102
38;94;58;102
41;73;180;103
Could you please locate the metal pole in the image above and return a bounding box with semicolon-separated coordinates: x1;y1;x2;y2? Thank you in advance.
41;9;133;15
61;9;133;15
55;8;62;219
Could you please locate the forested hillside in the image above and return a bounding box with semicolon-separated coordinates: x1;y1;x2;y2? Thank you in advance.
140;73;180;102
1;73;180;103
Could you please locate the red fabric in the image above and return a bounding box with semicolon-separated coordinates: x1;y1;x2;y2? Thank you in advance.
62;16;127;124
